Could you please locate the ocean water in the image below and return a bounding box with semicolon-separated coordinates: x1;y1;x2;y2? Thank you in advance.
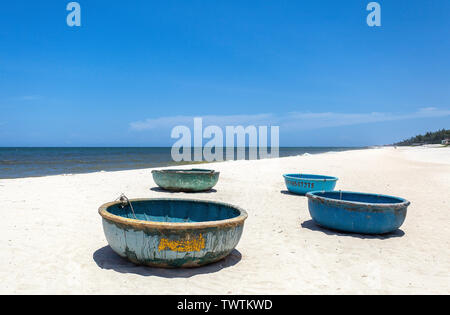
0;147;363;179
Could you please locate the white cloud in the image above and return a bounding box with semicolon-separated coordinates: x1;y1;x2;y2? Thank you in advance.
284;107;450;130
130;113;274;131
13;95;42;101
130;107;450;132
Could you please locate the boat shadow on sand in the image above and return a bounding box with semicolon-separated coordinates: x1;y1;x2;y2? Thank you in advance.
93;246;242;278
301;220;405;240
280;190;306;196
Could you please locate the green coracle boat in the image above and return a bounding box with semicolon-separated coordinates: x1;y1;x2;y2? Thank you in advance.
152;169;220;192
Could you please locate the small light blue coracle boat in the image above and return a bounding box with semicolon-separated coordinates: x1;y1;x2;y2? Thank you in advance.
306;191;410;234
283;174;338;195
99;197;247;268
152;169;220;192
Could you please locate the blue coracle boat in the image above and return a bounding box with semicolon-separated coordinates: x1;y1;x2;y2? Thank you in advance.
283;174;338;195
306;191;410;234
99;198;248;268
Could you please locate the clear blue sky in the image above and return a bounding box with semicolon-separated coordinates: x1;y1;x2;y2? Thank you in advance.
0;0;449;147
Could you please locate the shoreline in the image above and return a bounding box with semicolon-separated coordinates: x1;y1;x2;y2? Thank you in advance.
1;146;449;294
0;146;366;180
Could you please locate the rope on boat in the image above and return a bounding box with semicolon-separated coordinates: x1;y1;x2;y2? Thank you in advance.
117;193;138;220
115;194;169;238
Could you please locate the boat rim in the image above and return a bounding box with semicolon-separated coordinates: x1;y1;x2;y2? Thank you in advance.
306;191;410;208
152;169;219;175
283;174;339;181
99;198;247;230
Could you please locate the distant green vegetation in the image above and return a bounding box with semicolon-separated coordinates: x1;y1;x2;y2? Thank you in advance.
395;129;450;146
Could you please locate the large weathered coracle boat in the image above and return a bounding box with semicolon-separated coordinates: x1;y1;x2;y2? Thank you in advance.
99;198;247;268
283;174;338;195
306;191;410;234
152;169;220;192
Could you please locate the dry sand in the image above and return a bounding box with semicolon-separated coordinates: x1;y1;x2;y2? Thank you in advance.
0;147;449;294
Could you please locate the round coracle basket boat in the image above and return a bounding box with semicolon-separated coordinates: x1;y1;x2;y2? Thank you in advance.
283;174;338;195
99;198;247;268
306;191;410;234
152;169;220;192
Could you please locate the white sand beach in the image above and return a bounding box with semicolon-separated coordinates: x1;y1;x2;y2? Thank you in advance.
0;146;449;295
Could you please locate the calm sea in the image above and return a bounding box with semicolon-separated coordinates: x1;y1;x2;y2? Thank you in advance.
0;147;363;179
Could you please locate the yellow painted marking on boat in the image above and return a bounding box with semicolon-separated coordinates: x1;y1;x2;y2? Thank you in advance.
158;234;206;252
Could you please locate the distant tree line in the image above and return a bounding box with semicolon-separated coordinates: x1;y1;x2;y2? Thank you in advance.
394;129;450;146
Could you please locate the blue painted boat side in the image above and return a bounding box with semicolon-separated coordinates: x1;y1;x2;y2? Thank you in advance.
283;174;338;195
306;191;409;234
